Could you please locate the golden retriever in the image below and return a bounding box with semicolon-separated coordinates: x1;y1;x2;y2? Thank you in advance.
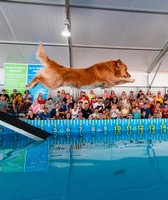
27;42;135;90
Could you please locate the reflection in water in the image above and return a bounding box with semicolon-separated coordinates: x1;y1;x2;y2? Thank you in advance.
0;131;168;200
0;131;168;173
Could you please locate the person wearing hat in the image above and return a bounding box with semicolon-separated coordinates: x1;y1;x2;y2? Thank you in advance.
36;105;51;120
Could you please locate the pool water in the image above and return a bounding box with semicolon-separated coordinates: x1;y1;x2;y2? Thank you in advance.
0;133;168;200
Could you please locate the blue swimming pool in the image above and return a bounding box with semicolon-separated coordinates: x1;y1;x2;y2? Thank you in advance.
0;132;168;200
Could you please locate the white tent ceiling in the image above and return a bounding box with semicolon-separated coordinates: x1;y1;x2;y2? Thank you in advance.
1;0;168;77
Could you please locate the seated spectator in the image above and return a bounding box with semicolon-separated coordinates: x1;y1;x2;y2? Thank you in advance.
38;104;45;113
36;106;51;120
88;114;94;120
76;110;84;120
141;102;151;118
109;90;116;99
13;93;23;113
0;95;8;113
61;89;66;99
68;95;76;108
127;113;133;119
92;107;100;119
0;89;9;102
155;91;163;105
93;97;104;109
110;104;119;119
117;98;123;110
37;93;46;104
162;103;168;118
23;90;32;102
10;89;18;103
81;102;92;119
137;89;144;99
132;106;141;119
70;103;79;119
52;111;63;120
88;89;96;101
146;90;154;103
121;103;130;118
53;90;63;103
120;91;127;99
66;99;73;112
21;90;32;113
65;112;72;119
102;89;110;100
57;101;68;118
152;101;163;116
45;97;55;113
26;109;37;120
78;91;89;102
78;100;84;110
117;111;122;119
128;91;135;103
29;99;41;115
90;97;97;109
153;109;162;118
109;95;118;105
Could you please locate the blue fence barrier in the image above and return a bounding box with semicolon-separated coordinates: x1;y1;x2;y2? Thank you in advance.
0;119;168;137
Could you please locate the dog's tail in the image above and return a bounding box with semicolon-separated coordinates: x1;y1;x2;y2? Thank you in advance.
36;42;49;64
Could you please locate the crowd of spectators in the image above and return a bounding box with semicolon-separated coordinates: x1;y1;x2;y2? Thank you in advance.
1;88;168;120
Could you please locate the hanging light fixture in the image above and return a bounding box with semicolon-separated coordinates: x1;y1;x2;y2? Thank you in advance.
62;19;71;37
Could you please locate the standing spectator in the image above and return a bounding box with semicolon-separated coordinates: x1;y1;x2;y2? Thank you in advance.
0;95;8;113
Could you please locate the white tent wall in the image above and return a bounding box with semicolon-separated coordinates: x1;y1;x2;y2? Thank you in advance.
1;0;168;98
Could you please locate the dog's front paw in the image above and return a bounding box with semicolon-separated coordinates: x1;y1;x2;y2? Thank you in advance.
129;78;135;83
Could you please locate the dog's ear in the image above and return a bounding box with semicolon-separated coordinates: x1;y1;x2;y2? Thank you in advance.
116;59;122;67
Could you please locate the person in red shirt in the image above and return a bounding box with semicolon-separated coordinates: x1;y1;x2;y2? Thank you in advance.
37;93;46;104
152;101;163;117
162;103;168;118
